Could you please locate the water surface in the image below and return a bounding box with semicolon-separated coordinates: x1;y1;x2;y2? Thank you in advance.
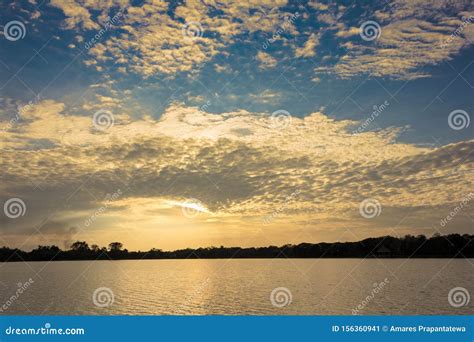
0;259;472;315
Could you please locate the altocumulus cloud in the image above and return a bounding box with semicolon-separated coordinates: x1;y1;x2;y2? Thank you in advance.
50;0;292;77
47;0;473;81
1;100;473;248
316;0;474;80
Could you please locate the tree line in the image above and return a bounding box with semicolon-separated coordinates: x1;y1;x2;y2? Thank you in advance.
0;234;473;262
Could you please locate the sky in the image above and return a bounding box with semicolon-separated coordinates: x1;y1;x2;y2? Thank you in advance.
0;0;473;251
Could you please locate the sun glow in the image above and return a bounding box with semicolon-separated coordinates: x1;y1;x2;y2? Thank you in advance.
169;200;210;213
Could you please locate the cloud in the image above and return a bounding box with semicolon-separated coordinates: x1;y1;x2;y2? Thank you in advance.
249;90;281;104
48;0;473;81
321;2;474;79
50;0;293;77
1;99;472;248
256;51;278;69
49;0;99;30
335;26;359;38
294;33;319;57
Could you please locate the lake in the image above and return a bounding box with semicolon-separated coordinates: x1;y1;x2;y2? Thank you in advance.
0;259;472;315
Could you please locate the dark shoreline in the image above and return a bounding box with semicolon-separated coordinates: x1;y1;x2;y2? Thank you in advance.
1;233;473;262
2;257;474;263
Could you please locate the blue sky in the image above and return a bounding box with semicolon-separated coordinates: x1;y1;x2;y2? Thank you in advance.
0;0;473;250
1;0;473;144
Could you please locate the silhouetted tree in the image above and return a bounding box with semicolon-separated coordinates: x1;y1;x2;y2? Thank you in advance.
70;241;89;251
0;234;472;262
90;244;101;253
29;245;61;261
108;242;123;251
